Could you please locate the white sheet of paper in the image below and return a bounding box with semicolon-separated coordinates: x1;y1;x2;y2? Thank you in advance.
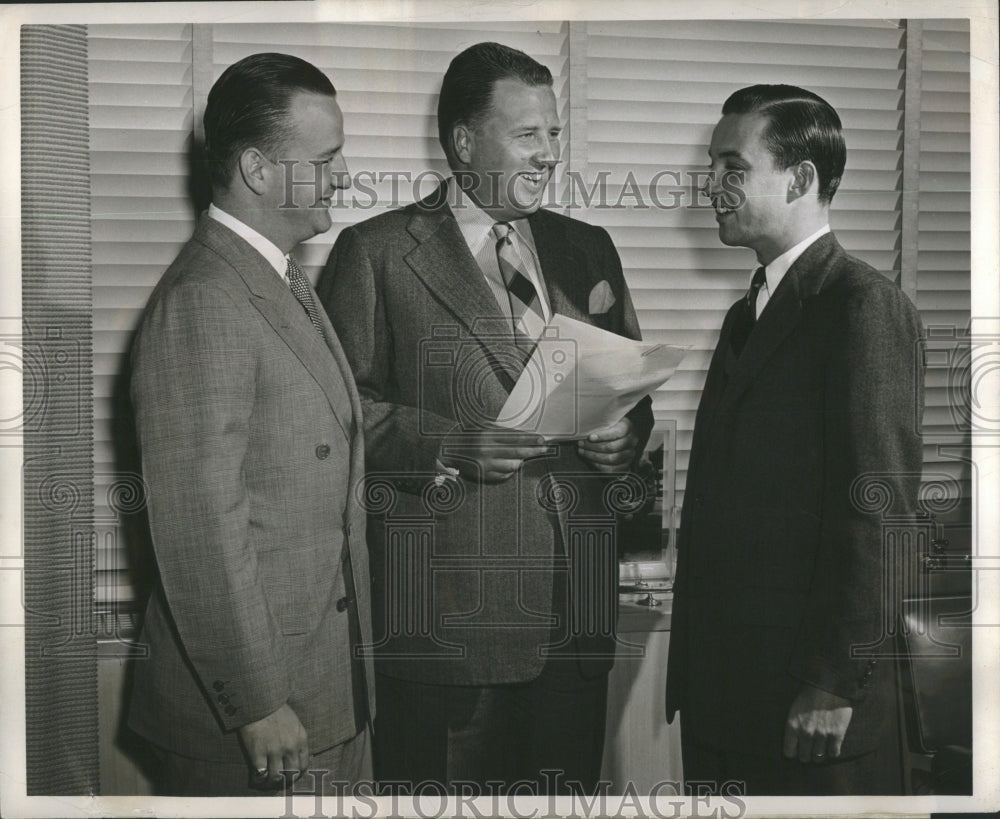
495;313;687;439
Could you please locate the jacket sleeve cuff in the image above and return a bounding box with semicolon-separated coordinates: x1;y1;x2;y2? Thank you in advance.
788;652;880;703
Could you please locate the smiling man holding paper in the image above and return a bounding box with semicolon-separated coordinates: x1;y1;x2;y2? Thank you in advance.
318;42;656;794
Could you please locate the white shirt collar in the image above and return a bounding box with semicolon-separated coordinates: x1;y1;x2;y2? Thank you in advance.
207;203;288;279
450;180;536;256
760;223;831;296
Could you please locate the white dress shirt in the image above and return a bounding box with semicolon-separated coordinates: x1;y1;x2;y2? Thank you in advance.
754;224;831;319
207;203;290;283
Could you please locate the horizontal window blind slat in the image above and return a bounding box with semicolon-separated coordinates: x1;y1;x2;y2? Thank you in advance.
587;20;903;49
89;83;192;107
88;24;191;39
89;63;193;84
587;52;903;78
586;77;903;110
89;107;193;130
212;21;568;48
90;23;197;609
919;90;970;113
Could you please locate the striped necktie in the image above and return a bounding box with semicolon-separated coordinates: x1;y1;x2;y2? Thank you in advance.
492;222;544;336
285;256;325;337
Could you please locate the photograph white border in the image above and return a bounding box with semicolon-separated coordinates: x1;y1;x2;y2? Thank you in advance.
1;1;997;816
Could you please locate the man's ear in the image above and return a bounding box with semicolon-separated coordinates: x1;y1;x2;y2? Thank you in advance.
238;147;269;195
453;124;473;166
788;160;818;201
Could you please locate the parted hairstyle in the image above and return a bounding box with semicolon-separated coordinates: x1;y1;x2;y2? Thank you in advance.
437;42;553;166
203;52;336;189
722;84;846;204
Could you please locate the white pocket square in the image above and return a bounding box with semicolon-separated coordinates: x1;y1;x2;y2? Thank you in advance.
588;280;616;314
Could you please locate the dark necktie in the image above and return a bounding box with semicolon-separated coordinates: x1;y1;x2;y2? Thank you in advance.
285;256;325;337
731;265;767;357
492;222;544;335
748;265;767;319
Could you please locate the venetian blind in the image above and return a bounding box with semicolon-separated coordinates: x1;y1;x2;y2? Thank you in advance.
914;19;971;515
580;19;906;504
89;24;197;608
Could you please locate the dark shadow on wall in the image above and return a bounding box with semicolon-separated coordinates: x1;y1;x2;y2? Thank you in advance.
110;131;209;617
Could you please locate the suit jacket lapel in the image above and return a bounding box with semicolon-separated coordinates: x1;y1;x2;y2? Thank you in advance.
529;210;590;323
714;233;840;418
404;189;526;393
196;217;354;441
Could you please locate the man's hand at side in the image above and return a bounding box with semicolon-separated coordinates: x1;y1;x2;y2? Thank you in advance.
783;684;853;763
238;703;309;788
577;417;639;473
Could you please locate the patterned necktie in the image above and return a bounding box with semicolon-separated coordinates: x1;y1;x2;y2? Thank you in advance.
285;255;325;337
492;222;544;335
731;266;767;356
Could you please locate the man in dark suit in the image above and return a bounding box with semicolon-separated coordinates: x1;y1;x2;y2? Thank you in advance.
665;84;924;795
128;53;374;795
318;42;654;794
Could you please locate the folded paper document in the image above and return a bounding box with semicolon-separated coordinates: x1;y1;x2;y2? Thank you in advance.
495;314;686;439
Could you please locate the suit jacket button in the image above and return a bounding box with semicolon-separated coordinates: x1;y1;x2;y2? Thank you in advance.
224;705;237;716
336;596;349;613
217;693;229;704
213;681;225;691
316;444;331;460
695;494;705;507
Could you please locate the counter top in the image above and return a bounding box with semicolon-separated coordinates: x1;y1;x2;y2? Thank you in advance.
618;592;672;633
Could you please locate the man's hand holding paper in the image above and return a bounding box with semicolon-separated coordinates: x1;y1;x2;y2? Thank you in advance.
576;417;640;474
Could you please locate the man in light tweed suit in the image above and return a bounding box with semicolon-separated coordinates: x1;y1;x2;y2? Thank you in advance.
128;53;374;795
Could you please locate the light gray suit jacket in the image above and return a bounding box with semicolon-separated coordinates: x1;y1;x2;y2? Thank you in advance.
128;216;374;763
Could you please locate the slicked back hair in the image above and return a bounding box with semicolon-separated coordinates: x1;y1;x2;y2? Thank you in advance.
437;42;553;166
722;84;846;204
203;52;336;189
